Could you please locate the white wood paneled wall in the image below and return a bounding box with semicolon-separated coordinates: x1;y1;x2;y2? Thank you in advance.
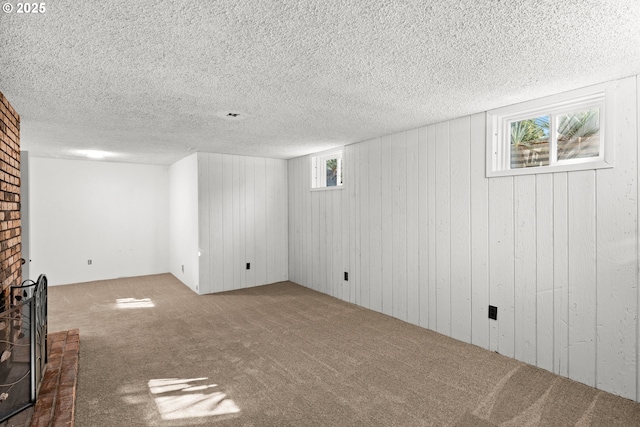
288;75;640;402
198;153;288;294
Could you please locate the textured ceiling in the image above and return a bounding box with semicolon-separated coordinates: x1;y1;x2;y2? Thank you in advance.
1;0;640;165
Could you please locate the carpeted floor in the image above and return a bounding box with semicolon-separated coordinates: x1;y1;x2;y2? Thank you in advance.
48;274;640;426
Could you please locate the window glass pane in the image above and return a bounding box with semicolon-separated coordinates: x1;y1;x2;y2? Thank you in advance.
557;108;600;161
326;158;338;187
510;116;550;169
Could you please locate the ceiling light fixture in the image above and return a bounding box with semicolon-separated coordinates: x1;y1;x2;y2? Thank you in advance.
83;150;111;159
86;151;105;159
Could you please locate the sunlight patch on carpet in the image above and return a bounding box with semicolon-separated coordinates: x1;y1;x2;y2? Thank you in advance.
148;378;240;421
115;298;155;309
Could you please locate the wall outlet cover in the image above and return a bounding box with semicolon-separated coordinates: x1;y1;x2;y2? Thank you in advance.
488;305;498;320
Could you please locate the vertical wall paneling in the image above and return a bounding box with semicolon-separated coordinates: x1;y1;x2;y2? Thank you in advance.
332;187;342;298
290;157;304;286
297;159;305;285
426;125;438;328
263;159;282;283
406;128;420;326
536;173;554;372
349;144;360;304
297;158;304;283
514;174;537;365
596;76;637;400
278;159;289;281
381;136;394;316
360;142;371;308
222;156;234;291
345;144;358;302
200;153;212;291
369;138;383;312
567;170;597;387
328;187;336;297
305;157;313;290
291;158;299;284
553;172;569;376
488;177;515;356
287;160;296;281
239;158;248;287
232;156;242;289
312;182;320;291
284;75;640;403
293;158;302;284
418;127;429;328
320;177;328;293
450;117;472;343
435;123;451;334
342;149;351;302
470;113;490;348
298;158;303;284
197;154;210;294
245;157;256;287
326;188;334;295
319;189;327;295
255;158;268;285
197;154;287;294
392;132;408;321
208;154;224;293
329;188;336;295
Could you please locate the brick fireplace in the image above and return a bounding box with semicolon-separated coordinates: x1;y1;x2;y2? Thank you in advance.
0;91;22;311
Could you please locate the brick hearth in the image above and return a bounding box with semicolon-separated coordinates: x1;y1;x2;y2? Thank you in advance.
1;330;79;427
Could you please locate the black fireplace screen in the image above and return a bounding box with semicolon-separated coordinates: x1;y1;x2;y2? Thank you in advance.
0;274;48;422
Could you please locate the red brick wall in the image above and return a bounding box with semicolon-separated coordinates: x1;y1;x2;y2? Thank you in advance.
0;92;21;311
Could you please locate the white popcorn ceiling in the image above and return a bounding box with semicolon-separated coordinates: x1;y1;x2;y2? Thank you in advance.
1;0;639;165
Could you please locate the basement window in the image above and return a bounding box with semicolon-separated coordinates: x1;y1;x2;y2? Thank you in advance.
486;82;614;177
311;148;343;190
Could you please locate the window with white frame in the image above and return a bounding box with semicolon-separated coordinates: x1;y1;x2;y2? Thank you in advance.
486;82;614;177
311;148;343;190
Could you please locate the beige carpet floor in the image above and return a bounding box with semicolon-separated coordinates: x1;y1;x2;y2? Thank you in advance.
48;274;640;426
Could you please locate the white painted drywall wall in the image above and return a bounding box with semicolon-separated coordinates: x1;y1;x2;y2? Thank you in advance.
288;75;640;402
29;158;169;286
169;154;200;293
197;153;288;294
20;151;30;282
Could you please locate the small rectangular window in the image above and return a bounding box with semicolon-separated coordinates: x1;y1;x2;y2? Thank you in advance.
487;82;613;177
510;115;550;169
311;148;343;190
556;109;600;162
